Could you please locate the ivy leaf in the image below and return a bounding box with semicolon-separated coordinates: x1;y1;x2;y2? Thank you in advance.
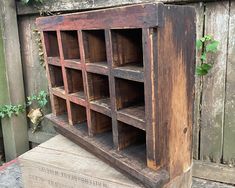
196;63;212;76
0;112;5;118
206;41;219;53
196;40;203;49
204;35;212;41
201;53;207;62
201;63;212;70
7;111;13;118
196;66;208;76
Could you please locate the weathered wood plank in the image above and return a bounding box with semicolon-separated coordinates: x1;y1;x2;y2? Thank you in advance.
190;2;205;160
36;3;163;31
223;1;235;166
200;2;229;163
28;130;56;144
16;0;202;16
20;134;145;188
0;0;29;161
18;15;51;115
193;160;235;185
155;5;196;177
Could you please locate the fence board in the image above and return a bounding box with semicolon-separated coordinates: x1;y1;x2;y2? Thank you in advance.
192;2;205;160
16;0;200;15
0;0;29;160
223;1;235;166
200;2;229;163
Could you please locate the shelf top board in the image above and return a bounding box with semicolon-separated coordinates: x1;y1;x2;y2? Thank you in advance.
36;3;163;31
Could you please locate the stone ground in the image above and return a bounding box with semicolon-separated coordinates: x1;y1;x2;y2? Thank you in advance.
0;160;234;188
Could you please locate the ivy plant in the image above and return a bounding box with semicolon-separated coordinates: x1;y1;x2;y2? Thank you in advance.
27;90;48;109
0;90;48;119
196;35;219;76
0;105;25;118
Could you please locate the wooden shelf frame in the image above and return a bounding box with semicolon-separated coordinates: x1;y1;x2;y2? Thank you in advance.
38;3;196;187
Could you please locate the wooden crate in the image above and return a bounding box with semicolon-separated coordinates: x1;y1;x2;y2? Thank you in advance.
36;3;195;187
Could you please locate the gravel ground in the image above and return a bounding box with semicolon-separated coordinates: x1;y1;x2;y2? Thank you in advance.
0;161;22;188
0;160;234;188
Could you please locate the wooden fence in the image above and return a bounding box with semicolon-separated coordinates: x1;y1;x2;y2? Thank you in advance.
1;0;235;184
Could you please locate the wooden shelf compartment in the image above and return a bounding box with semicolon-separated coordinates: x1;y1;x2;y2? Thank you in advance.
43;31;60;57
111;29;143;71
70;102;87;128
60;30;80;61
87;72;111;116
115;78;145;130
52;95;68;122
117;121;146;165
65;68;85;104
48;65;66;95
90;110;113;146
83;30;107;65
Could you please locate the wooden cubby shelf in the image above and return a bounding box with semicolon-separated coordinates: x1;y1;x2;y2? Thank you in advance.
111;29;144;82
70;102;87;126
61;30;80;61
37;3;195;187
66;68;85;98
83;30;109;75
115;78;145;130
117;121;146;164
52;95;68;120
43;31;60;58
87;72;111;116
48;65;66;98
91;110;113;144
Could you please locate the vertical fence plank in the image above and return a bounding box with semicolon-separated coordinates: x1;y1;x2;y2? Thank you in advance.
191;2;205;160
200;2;229;163
18;16;52;134
223;1;235;166
0;0;29;160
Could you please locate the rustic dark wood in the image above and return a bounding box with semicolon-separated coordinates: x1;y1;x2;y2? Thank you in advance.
47;57;61;66
83;30;107;64
47;113;169;188
85;63;109;75
36;3;163;31
37;3;195;187
64;60;82;70
154;5;196;178
193;160;235;185
61;30;80;60
70;102;87;125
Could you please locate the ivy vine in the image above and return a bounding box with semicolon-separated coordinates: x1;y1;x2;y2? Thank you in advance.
0;90;48;119
196;35;219;76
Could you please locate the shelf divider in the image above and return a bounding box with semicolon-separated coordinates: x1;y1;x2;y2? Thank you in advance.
78;30;93;136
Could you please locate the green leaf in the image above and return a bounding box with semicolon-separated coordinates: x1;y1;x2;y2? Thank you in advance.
201;63;212;71
196;66;208;76
201;53;207;62
196;40;203;49
0;112;5;118
206;41;219;53
204;35;212;41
